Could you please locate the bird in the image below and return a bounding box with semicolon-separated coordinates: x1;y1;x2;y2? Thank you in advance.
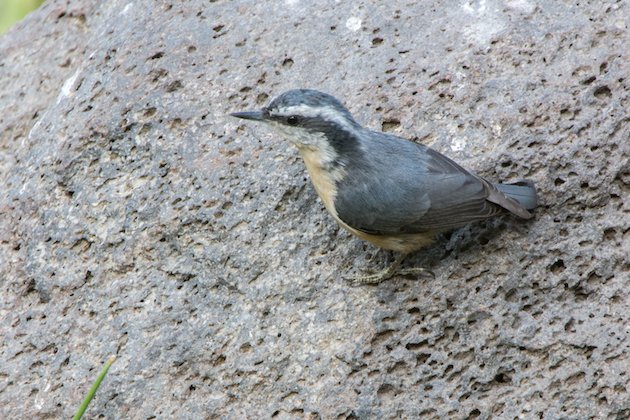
231;89;537;285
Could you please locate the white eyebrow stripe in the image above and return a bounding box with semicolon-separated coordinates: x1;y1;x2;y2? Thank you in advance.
270;104;360;136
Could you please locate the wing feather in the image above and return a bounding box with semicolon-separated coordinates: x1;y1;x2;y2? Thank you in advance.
335;131;523;235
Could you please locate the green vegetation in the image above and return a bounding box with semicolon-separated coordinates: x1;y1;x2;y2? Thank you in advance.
0;0;45;34
73;355;116;420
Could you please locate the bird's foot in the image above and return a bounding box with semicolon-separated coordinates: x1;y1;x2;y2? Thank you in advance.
344;254;434;286
345;267;398;286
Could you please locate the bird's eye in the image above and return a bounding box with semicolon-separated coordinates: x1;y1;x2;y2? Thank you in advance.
286;116;299;126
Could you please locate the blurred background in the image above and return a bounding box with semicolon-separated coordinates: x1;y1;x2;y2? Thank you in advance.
0;0;45;34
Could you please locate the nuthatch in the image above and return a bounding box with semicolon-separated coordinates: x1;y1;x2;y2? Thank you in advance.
231;89;537;285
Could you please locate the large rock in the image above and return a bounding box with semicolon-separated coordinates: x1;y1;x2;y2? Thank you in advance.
1;0;628;418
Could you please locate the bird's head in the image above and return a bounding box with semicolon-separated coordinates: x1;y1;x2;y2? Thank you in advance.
231;89;361;155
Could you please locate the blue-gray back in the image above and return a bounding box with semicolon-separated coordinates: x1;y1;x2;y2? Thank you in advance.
334;130;520;234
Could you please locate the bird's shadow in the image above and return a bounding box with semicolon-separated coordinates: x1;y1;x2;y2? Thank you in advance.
417;216;536;274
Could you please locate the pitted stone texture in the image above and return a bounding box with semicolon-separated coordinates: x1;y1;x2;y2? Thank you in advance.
0;0;628;418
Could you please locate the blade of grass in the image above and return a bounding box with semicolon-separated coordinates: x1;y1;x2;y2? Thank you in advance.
73;355;116;420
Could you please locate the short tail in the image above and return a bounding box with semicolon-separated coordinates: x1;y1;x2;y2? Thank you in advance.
494;180;538;211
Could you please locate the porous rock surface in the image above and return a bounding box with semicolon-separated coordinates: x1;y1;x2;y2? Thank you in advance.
1;0;628;418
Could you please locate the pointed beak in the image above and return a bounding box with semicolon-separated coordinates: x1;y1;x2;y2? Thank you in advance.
230;111;266;122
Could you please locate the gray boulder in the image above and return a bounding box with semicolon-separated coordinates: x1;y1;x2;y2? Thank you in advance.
0;0;628;418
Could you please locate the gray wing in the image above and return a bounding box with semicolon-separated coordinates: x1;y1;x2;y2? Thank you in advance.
335;133;529;235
